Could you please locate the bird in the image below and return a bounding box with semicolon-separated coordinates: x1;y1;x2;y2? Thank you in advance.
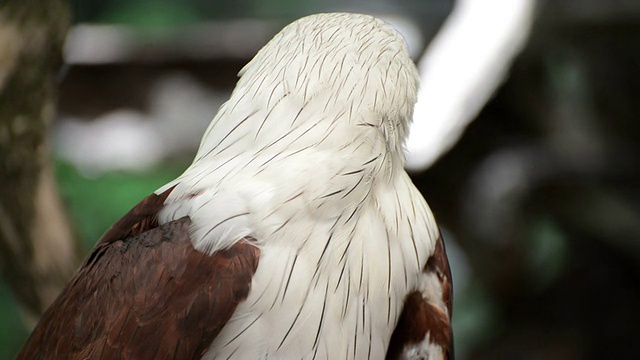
17;12;453;360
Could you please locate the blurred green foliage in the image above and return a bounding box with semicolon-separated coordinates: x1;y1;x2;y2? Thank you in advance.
70;0;355;24
100;0;203;27
0;279;29;360
55;160;184;249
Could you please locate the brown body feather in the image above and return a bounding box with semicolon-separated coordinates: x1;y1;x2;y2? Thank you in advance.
18;188;451;359
17;189;260;359
387;235;454;360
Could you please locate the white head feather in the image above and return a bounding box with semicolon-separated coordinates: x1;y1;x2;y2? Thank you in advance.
195;12;419;166
157;13;426;255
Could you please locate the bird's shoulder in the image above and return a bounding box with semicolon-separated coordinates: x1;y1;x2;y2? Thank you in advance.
17;186;260;360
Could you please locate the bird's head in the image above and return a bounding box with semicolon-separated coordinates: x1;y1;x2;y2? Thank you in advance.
195;12;419;168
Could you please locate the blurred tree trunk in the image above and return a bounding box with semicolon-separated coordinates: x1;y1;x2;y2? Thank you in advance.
0;0;79;324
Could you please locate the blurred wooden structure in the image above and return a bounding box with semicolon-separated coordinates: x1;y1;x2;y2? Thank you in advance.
0;0;79;323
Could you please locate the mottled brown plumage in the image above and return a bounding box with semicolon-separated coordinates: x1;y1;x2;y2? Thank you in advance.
17;189;260;359
426;234;454;318
387;235;454;359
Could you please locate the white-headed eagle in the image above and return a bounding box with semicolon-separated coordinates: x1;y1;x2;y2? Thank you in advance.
18;12;453;360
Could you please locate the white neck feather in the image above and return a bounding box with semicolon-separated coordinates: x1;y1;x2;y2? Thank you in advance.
156;12;423;255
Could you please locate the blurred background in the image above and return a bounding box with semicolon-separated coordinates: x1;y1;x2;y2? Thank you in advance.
0;0;639;358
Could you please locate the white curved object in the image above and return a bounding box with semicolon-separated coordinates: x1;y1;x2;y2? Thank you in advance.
405;0;537;171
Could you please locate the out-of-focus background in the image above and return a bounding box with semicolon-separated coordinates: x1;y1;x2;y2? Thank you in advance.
1;0;639;358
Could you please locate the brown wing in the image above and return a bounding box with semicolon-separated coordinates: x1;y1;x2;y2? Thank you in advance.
387;234;454;360
17;187;260;360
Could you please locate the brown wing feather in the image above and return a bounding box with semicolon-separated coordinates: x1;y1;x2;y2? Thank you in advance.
387;234;454;360
17;188;260;360
97;184;176;245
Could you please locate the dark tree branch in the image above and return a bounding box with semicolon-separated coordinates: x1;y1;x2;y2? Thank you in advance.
0;0;79;322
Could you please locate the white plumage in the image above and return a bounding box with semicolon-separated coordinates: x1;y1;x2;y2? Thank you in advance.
156;13;442;359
